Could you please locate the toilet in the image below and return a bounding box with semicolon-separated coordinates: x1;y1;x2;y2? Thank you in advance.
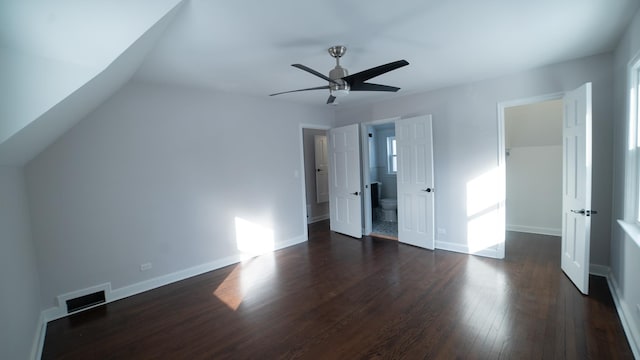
379;198;398;222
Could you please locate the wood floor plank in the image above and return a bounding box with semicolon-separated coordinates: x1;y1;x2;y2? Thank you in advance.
42;222;634;359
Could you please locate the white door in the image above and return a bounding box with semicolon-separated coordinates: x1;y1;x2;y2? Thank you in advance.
396;115;435;249
314;135;329;203
328;124;362;238
561;82;593;295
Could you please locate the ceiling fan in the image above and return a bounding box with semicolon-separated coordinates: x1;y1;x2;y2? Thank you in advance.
270;45;409;104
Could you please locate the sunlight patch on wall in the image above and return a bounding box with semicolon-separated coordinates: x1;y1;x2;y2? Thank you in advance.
234;217;275;259
466;167;505;254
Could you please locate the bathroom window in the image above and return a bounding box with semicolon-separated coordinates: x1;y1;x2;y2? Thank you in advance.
387;136;397;173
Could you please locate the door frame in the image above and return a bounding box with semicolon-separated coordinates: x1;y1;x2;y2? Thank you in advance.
496;91;564;259
299;124;331;239
360;117;401;236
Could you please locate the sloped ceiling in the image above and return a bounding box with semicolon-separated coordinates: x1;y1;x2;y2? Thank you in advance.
0;0;184;165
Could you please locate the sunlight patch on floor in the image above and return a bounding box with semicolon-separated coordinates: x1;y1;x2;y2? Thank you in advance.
213;217;277;310
213;265;243;310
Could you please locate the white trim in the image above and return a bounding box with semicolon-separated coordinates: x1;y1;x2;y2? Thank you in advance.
506;224;561;237
497;92;564;261
31;312;47;360
307;213;329;224
588;264;610;277
360;123;373;235
435;240;500;259
607;273;640;359
618;219;640;248
40;235;307;325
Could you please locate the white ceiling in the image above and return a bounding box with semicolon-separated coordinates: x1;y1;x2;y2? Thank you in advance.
0;0;181;70
134;0;640;106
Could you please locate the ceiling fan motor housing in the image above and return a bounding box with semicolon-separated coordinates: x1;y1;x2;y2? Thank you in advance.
329;65;350;94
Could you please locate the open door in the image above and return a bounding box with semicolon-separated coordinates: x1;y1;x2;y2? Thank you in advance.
561;82;593;295
396;115;435;249
328;124;362;238
314;135;329;203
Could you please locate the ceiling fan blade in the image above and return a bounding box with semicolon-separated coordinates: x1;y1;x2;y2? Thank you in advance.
343;60;409;85
292;64;340;85
327;95;336;104
350;82;400;92
270;85;330;96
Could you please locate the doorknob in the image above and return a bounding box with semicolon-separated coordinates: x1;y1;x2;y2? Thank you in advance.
571;209;598;216
421;188;433;192
351;191;359;196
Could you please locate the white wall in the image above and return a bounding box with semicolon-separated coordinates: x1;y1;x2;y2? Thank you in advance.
25;81;332;309
506;146;562;235
302;128;329;222
335;53;614;262
374;126;397;199
611;7;640;355
0;166;41;360
505;100;563;236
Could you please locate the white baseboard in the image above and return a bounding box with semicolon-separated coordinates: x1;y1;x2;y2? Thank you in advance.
589;264;610;277
307;214;329;224
606;273;640;359
435;240;500;259
36;234;307;358
506;224;561;236
31;312;46;360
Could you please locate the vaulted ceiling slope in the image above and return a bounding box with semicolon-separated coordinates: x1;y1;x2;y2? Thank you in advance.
0;0;184;166
134;0;640;105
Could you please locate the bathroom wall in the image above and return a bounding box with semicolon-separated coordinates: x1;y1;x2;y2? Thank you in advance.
375;125;397;199
368;127;378;182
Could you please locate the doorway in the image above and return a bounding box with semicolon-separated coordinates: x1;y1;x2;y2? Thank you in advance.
367;122;399;239
302;127;330;224
504;99;563;237
499;84;593;295
359;115;435;249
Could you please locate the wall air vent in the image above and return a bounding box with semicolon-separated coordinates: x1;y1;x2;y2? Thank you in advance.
66;290;106;314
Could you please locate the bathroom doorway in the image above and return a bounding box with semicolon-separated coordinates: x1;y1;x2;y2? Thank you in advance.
302;127;330;224
365;121;399;239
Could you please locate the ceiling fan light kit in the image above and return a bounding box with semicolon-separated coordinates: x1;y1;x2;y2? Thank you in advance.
270;45;409;104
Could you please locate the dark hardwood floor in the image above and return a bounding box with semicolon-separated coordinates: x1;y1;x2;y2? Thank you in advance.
43;221;633;359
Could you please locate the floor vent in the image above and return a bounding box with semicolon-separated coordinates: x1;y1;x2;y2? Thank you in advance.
66;290;106;314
